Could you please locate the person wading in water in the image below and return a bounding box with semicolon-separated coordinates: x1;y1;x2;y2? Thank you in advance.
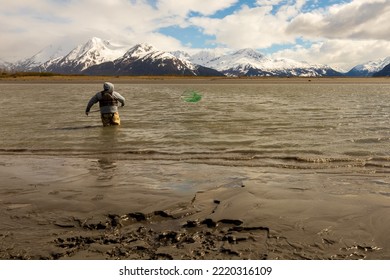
85;82;125;126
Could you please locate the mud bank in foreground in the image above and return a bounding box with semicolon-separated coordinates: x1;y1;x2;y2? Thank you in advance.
1;155;389;259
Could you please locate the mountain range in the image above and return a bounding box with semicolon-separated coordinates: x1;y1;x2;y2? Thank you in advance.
1;37;389;77
373;63;390;77
82;43;223;76
346;57;390;77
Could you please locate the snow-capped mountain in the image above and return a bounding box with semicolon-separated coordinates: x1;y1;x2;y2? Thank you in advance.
187;48;342;77
14;44;68;72
169;50;192;61
44;37;128;74
373;63;390;77
0;59;13;71
84;43;224;76
199;48;266;71
347;57;390;77
8;37;345;77
188;49;228;66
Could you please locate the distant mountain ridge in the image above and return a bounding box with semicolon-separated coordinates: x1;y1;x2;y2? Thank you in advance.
83;43;223;76
188;48;342;77
373;63;390;77
44;37;129;74
0;59;13;71
346;57;390;77
1;37;389;77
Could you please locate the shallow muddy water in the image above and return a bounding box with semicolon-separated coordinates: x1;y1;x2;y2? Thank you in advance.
1;82;389;259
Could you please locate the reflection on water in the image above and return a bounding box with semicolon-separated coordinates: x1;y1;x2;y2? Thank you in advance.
96;158;117;181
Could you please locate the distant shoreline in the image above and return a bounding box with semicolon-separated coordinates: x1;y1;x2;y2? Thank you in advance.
1;75;390;84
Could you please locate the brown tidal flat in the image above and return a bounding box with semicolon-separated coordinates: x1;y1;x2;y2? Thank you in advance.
1;156;389;260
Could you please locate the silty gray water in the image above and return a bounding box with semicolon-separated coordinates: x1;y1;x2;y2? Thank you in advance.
1;83;389;171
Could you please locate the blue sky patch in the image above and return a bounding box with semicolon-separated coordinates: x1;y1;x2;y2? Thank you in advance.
159;25;217;48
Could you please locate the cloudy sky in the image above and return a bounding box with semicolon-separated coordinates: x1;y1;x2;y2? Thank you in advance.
1;0;389;70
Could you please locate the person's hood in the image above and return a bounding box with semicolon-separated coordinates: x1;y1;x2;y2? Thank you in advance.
103;82;114;93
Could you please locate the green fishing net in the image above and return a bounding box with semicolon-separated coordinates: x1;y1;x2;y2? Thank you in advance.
181;90;202;103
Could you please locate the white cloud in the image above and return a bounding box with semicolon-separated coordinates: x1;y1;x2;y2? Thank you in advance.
189;0;390;69
189;4;296;49
273;39;390;71
287;0;390;40
0;1;159;59
274;0;390;69
157;0;238;17
256;0;284;5
0;0;239;60
190;0;390;50
0;0;389;69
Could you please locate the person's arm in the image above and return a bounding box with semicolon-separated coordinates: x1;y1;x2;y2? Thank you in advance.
85;94;99;115
114;92;125;107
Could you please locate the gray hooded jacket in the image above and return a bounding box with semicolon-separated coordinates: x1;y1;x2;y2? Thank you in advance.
86;82;125;114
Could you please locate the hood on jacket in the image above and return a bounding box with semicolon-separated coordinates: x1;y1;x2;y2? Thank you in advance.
103;82;114;93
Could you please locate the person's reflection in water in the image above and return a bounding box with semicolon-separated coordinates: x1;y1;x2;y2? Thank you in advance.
96;158;117;182
98;124;121;153
93;124;121;186
89;157;118;202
